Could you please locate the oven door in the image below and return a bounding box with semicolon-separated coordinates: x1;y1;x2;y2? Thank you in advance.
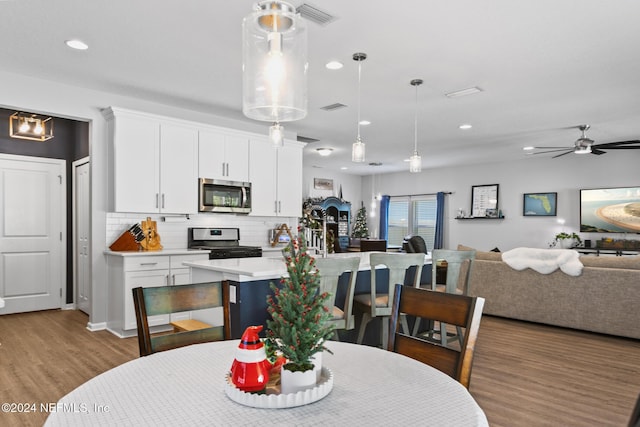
199;178;251;213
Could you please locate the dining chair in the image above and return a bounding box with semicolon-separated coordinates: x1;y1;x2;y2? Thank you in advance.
354;252;425;349
388;284;485;389
406;235;428;254
359;239;387;252
314;256;361;340
413;249;476;345
132;281;231;357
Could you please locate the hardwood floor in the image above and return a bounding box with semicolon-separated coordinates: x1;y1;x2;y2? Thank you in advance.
1;310;639;426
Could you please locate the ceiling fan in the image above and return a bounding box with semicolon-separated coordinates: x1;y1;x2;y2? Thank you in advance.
526;125;640;158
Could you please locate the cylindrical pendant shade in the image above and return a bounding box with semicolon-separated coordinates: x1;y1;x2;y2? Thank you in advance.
409;152;422;173
242;1;307;122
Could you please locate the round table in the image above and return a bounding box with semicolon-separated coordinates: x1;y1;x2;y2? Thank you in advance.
45;340;488;426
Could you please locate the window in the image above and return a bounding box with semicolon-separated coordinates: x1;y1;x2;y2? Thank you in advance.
388;195;437;250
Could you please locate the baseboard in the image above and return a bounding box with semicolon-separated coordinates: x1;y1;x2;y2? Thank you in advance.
62;303;75;310
87;321;107;332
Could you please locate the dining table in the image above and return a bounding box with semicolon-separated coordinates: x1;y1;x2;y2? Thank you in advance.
44;340;489;426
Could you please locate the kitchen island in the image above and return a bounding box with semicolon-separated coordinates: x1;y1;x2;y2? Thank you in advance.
184;252;431;340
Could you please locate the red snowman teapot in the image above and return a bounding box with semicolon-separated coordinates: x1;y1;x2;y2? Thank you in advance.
230;325;271;392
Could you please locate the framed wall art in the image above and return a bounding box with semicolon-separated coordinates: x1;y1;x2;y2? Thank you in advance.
471;184;499;217
523;192;557;216
313;178;333;191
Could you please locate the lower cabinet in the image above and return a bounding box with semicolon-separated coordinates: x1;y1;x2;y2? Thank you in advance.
106;252;209;338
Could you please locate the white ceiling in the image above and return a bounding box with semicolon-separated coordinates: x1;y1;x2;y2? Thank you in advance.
2;0;640;175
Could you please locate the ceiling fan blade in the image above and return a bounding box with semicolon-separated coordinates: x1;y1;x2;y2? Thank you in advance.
529;148;573;155
590;148;606;155
552;150;574;158
594;146;640;150
531;146;573;149
594;140;640;147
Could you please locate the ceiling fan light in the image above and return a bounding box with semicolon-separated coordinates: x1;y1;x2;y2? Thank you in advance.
575;146;591;154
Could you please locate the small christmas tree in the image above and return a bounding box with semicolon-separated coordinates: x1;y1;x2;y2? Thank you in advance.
351;205;370;238
265;233;335;372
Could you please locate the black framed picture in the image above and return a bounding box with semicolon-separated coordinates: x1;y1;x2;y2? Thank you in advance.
471;184;499;217
523;192;557;216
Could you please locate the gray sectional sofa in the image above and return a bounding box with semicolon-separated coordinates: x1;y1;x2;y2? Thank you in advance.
459;245;640;339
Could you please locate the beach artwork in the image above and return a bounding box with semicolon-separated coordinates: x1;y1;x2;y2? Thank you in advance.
580;187;640;233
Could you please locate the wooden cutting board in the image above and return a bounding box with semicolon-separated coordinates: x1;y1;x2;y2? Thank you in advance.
140;217;163;251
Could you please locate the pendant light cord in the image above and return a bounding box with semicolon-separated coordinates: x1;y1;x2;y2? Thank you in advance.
357;60;362;139
414;82;418;153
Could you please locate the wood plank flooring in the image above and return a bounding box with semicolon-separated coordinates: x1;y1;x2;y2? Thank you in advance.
1;309;639;426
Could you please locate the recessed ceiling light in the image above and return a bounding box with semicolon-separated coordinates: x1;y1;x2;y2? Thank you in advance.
359;120;371;126
340;166;348;170
445;87;482;98
522;146;535;151
65;39;88;50
316;148;333;156
325;61;343;70
459;124;472;130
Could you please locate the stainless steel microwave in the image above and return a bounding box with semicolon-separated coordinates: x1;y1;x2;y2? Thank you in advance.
199;178;251;213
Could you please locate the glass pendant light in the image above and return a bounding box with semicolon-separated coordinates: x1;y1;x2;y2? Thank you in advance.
409;79;423;173
242;1;307;146
352;52;367;162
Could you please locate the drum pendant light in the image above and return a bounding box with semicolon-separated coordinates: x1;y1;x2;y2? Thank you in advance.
352;52;367;162
409;79;423;173
242;1;308;146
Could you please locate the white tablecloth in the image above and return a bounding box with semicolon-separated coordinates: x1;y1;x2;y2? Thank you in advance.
45;341;488;426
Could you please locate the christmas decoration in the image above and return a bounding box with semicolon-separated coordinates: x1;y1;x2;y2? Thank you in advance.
230;325;271;392
265;233;334;373
351;205;370;238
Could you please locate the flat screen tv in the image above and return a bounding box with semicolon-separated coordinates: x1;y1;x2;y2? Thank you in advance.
580;186;640;233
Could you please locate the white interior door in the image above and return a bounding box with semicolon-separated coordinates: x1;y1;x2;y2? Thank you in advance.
74;158;90;314
0;154;65;315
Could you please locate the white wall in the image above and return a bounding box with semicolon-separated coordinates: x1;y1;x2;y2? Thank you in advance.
302;167;363;212
361;150;639;251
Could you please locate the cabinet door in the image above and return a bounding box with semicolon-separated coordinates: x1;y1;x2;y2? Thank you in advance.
276;141;303;217
113;114;160;213
248;138;278;216
160;123;198;214
124;269;170;330
198;130;227;180
224;134;249;182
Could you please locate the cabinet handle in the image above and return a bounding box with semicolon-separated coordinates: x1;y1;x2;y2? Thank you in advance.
155;193;159;208
172;274;176;285
222;162;225;176
226;163;229;177
162;193;165;208
274;200;278;214
166;274;170;286
139;262;158;266
278;201;282;213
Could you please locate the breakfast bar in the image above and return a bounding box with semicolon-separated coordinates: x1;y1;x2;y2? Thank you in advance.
184;252;431;339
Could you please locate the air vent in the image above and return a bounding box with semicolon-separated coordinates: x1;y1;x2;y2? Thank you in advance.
320;103;347;112
296;3;337;26
297;135;319;144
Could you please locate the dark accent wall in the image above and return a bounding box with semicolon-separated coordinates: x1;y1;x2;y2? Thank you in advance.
0;108;89;304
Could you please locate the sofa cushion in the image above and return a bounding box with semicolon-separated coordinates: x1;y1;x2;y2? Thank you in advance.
457;244;502;261
579;255;640;270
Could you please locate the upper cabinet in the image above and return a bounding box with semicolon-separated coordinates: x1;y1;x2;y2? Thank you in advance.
105;107;198;214
198;130;249;183
249;138;303;217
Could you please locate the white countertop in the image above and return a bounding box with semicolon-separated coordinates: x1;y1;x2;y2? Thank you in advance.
104;249;208;257
184;251;431;281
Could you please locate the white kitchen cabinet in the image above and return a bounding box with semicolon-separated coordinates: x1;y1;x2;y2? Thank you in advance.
249;139;302;217
106;252;209;338
249;138;303;217
198;130;249;182
106;107;198;214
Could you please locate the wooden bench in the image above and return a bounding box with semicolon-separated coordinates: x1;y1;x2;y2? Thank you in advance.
170;319;212;333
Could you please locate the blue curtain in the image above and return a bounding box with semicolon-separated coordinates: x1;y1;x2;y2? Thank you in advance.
379;195;390;241
434;191;445;249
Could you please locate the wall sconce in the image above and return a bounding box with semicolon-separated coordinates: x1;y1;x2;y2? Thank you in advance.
10;112;54;142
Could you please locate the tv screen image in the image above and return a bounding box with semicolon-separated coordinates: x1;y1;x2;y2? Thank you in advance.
580;186;640;233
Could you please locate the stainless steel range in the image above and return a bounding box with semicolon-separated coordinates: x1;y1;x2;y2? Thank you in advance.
188;227;262;259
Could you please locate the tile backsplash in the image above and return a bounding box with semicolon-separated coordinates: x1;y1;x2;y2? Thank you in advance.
106;212;297;249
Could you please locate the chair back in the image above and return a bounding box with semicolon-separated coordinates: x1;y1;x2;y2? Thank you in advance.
407;235;428;254
369;253;425;317
132;281;231;357
388;284;485;389
431;249;476;294
314;257;361;331
360;239;387;252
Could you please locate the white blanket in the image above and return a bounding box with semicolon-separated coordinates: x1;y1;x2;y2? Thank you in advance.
501;247;583;276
